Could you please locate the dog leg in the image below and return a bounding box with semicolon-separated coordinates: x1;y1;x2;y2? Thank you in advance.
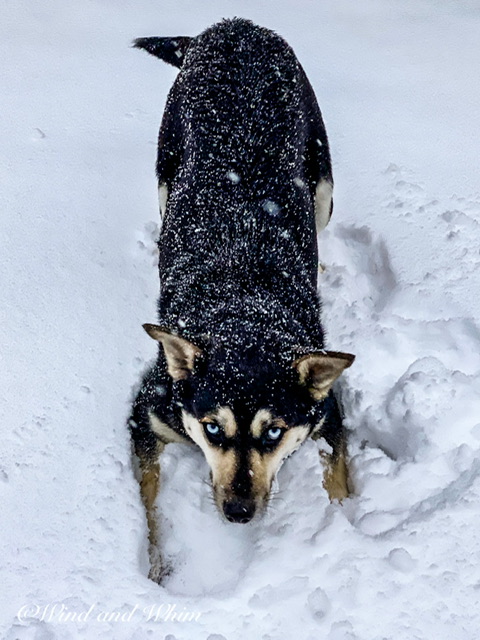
321;447;349;502
158;183;168;219
312;391;350;502
137;443;166;583
130;392;169;583
314;178;333;234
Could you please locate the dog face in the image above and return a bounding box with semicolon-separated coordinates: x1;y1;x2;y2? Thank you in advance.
144;324;354;523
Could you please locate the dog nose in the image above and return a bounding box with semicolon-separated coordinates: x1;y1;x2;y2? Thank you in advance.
223;499;255;524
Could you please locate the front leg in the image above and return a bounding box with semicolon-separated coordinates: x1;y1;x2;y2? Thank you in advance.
129;361;191;583
129;362;173;583
139;447;165;583
311;391;350;502
130;420;167;583
321;444;349;503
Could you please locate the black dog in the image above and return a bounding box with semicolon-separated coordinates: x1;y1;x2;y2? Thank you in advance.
130;18;355;582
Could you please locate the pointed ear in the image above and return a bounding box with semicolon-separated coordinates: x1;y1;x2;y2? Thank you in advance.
143;324;202;381
132;37;193;68
293;351;355;400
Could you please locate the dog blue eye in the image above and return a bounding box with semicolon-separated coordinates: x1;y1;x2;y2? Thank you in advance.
203;422;223;442
205;423;220;435
266;427;282;440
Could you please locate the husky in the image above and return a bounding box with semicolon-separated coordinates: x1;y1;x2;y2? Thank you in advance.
130;18;355;582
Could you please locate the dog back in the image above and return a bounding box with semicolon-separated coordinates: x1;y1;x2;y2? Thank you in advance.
149;19;332;348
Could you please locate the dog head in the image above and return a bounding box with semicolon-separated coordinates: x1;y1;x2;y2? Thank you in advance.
144;324;354;523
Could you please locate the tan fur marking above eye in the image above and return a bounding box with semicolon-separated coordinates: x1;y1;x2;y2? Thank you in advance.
201;406;237;438
250;409;273;438
249;426;310;497
250;410;288;438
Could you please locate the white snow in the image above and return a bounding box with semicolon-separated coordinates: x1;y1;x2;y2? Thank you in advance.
2;1;480;639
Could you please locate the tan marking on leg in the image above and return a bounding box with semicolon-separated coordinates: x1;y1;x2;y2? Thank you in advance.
315;178;333;233
137;441;166;583
158;183;168;218
140;462;161;547
321;451;349;502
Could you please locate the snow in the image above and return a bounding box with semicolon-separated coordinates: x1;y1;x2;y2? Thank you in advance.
2;1;480;639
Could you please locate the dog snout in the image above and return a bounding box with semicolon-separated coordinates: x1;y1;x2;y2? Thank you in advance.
222;498;256;524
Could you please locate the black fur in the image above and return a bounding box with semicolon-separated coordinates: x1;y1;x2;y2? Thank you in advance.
130;18;344;498
133;37;192;68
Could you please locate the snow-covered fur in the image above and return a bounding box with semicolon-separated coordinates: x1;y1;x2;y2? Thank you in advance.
130;18;354;582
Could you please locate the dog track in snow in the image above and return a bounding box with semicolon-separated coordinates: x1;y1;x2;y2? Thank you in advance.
358;456;480;538
380;164;480;317
332;224;397;313
135;221;159;266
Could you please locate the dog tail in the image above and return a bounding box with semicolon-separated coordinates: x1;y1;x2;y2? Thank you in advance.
132;37;192;69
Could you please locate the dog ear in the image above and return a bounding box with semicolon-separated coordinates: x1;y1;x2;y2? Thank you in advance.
293;351;355;400
132;37;192;68
143;324;202;380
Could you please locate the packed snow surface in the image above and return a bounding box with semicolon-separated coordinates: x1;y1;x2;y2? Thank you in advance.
2;1;480;639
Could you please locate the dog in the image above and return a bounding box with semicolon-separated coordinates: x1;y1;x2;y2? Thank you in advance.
129;18;355;583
